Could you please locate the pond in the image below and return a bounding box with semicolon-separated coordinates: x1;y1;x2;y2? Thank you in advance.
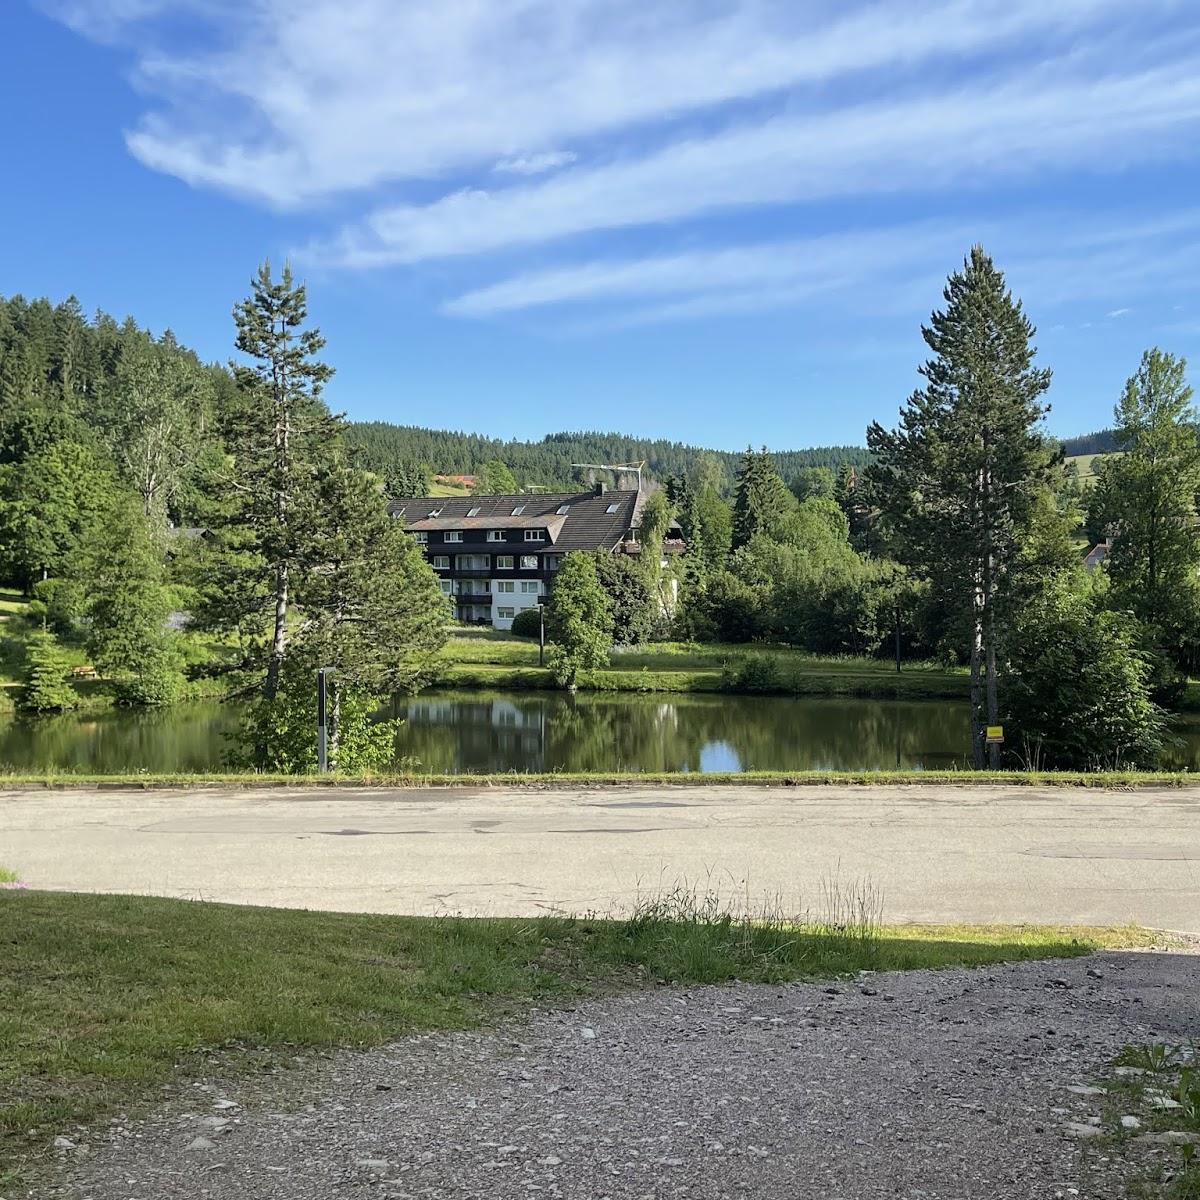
1;690;1198;774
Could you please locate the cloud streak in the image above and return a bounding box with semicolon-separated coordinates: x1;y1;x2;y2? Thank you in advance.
46;0;1183;205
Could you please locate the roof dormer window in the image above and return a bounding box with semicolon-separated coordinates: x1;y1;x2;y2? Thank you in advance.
556;505;570;515
511;505;526;515
606;503;619;514
468;506;481;517
428;508;442;517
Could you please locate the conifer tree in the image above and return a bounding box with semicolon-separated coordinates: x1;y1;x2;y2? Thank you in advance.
85;499;183;706
19;628;78;712
731;448;794;549
211;261;338;706
867;247;1054;767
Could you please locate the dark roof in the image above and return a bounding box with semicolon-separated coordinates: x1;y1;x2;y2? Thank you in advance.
390;490;639;552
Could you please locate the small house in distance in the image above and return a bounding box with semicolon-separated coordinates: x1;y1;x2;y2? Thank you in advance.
390;484;682;629
1083;539;1111;570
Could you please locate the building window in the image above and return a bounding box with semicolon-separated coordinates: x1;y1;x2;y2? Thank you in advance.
520;581;540;594
544;555;561;571
520;555;538;570
456;555;489;571
511;505;526;516
497;606;515;620
524;529;545;542
556;504;570;515
428;508;442;517
496;581;514;593
432;556;450;570
412;531;428;544
496;555;514;570
439;580;452;595
606;503;619;514
446;531;463;543
468;506;481;517
487;530;505;542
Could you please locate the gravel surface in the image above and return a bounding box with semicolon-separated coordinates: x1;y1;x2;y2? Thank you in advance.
38;949;1200;1200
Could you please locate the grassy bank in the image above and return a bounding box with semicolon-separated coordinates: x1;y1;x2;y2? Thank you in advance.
438;633;970;699
0;889;1161;1180
1;768;1198;788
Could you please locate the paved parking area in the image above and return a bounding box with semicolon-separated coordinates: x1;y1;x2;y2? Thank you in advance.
3;783;1197;929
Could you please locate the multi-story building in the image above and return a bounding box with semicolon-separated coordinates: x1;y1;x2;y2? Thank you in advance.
390;484;678;629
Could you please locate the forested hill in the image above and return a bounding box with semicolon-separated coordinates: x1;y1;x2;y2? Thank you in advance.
342;423;873;490
0;290;1111;496
1061;429;1117;456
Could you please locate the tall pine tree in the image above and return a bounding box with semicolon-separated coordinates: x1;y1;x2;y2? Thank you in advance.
211;261;338;709
867;247;1054;767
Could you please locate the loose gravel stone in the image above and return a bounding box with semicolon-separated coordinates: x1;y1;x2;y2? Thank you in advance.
42;949;1200;1200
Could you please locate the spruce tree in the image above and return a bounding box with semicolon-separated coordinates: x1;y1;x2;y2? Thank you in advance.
867;247;1054;767
19;629;78;712
239;463;448;770
210;261;338;708
731;448;794;549
85;498;184;706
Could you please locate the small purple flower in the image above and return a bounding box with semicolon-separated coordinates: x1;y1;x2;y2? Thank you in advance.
0;881;28;890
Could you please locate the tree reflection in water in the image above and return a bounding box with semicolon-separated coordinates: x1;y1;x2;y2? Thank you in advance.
0;694;1196;774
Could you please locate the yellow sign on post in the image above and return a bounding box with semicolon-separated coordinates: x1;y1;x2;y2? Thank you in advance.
985;725;1004;744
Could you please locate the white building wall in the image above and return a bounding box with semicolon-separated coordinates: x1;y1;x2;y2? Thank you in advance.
491;579;542;629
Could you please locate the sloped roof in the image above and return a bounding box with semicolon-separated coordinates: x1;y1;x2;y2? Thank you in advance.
389;489;639;552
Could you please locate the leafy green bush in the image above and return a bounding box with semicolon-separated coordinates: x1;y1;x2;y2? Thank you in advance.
1005;581;1166;770
509;607;542;638
721;652;783;693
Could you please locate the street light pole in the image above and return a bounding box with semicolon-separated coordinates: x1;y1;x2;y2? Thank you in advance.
538;601;546;667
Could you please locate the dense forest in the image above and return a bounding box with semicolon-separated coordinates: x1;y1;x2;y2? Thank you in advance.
342;423;873;492
343;422;1114;493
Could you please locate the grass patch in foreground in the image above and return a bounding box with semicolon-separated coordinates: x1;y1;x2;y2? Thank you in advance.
0;890;1157;1177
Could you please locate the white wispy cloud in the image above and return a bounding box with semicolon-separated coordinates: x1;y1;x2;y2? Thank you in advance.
443;224;968;317
45;0;1179;206
441;208;1200;330
1107;307;1132;317
42;0;1200;329
493;151;578;177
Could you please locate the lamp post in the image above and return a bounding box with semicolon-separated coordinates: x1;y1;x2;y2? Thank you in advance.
538;598;546;667
316;667;334;773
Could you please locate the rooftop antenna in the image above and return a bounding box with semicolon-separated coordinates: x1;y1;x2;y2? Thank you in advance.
571;461;647;492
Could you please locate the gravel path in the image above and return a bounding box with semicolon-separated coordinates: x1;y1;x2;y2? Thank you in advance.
40;949;1200;1200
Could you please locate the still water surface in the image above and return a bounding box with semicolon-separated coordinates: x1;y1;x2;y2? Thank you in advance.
1;691;1197;773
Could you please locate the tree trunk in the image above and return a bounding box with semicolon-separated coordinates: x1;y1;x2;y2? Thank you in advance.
263;562;288;702
984;599;1000;770
969;585;985;769
328;682;341;772
263;349;291;704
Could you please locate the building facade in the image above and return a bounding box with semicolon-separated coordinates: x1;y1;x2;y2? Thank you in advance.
390;485;674;629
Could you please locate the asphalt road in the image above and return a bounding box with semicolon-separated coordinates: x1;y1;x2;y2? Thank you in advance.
2;784;1198;930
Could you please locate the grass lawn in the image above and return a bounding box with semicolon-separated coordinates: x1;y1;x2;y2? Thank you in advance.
0;888;1161;1180
437;632;970;699
0;590;26;618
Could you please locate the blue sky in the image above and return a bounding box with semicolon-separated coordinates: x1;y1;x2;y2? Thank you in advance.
4;1;1200;450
